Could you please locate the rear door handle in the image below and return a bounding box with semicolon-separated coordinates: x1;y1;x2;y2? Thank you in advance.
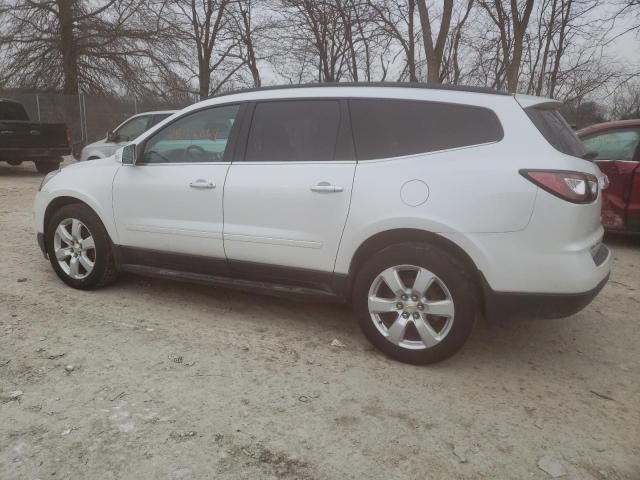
189;179;215;189
311;182;344;193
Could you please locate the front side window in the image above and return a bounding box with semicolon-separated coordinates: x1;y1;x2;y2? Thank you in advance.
245;100;341;162
582;129;640;161
115;115;150;142
349;99;503;161
142;105;239;164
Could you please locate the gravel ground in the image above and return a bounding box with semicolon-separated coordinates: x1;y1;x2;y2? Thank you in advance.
1;159;639;480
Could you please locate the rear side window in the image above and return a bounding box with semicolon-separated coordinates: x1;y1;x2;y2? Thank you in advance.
525;106;587;158
245;100;341;162
349;99;503;161
150;114;172;127
0;101;29;121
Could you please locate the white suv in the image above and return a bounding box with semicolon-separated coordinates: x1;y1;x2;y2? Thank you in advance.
34;84;611;364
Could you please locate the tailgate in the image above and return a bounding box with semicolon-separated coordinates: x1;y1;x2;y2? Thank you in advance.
0;121;68;149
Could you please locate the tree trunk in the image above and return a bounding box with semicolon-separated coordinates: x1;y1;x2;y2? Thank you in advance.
416;0;454;84
56;0;79;94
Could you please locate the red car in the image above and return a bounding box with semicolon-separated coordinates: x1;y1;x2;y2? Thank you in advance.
578;119;640;233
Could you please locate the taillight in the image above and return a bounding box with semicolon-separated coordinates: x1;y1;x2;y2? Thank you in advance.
520;170;599;204
66;128;72;146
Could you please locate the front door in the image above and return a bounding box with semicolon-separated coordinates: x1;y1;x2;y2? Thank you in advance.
113;104;242;272
223;99;356;285
582;128;640;231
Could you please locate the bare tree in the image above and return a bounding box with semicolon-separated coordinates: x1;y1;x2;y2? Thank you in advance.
415;0;454;83
167;0;247;99
228;0;267;87
368;0;420;81
478;0;535;92
0;0;175;95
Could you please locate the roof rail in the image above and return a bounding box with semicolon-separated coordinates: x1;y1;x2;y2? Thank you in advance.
209;82;510;100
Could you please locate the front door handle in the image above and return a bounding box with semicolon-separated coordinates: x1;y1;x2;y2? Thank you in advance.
189;179;216;189
311;182;344;193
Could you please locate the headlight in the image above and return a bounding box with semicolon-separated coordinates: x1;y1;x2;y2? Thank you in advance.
39;169;60;191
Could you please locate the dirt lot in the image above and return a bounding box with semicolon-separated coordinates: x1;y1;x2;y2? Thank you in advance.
1;159;639;480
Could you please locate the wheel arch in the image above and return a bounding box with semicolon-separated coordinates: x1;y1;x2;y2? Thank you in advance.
43;196;115;249
346;228;487;317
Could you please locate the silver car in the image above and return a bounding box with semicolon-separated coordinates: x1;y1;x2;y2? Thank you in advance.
80;110;176;161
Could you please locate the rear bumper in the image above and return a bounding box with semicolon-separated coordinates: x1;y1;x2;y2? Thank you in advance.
483;272;610;320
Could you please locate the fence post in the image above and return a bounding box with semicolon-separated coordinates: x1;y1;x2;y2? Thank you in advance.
82;93;88;143
36;94;41;121
78;93;85;144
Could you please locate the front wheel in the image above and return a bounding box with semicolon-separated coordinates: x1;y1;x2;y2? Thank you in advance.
352;242;478;365
45;203;117;289
35;159;61;174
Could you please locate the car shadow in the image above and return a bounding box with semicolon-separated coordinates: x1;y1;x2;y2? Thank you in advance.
0;163;43;177
604;232;639;248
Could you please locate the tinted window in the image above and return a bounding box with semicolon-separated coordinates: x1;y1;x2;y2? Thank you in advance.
245;100;340;162
0;101;29;121
349;99;503;160
582;129;640;161
115;115;150;142
525;107;587;158
142;105;239;163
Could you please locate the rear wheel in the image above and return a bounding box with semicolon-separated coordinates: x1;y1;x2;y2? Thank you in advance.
46;203;117;289
35;158;61;174
352;242;477;365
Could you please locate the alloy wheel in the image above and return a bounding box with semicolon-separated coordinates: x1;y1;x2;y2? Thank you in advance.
367;264;455;350
53;218;96;280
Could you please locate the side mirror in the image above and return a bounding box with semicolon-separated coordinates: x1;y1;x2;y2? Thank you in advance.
106;131;117;143
121;143;137;165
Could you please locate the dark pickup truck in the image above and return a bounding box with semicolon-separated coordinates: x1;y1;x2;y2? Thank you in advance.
0;98;71;173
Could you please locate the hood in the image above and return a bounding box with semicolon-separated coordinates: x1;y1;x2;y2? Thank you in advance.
64;156;120;171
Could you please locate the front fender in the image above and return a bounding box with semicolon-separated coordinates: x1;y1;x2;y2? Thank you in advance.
35;158;120;243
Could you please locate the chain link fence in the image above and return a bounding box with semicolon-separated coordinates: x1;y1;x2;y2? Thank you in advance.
0;90;192;157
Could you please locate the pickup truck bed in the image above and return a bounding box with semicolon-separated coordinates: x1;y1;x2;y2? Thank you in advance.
0;98;71;173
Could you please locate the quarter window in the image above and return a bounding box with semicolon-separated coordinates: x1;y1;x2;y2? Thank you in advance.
245;100;341;162
582;129;640;161
142;105;239;163
525;106;587;158
349;99;503;161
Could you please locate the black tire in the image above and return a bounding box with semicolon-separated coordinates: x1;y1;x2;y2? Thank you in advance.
35;159;61;174
45;203;117;290
352;242;478;365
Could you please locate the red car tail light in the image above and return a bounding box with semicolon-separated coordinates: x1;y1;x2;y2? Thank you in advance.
66;128;72;146
520;170;599;204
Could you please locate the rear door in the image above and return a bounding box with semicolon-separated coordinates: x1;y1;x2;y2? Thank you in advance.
223;99;355;285
582;128;640;230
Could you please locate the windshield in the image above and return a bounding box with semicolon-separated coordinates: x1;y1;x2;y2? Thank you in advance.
114;115;149;142
525;106;588;158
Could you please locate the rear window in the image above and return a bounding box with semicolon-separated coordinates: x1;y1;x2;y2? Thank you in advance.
349;99;503;161
0;101;29;121
525;106;587;158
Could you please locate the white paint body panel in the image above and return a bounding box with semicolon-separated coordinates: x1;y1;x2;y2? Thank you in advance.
112;163;228;257
223;162;356;271
34;85;611;297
